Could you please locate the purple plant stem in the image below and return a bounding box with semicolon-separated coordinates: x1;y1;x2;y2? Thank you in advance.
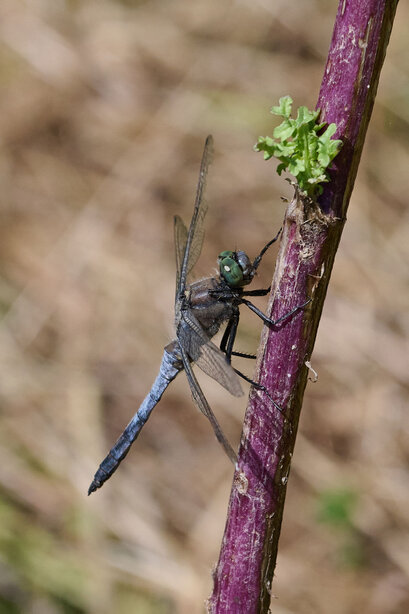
208;1;399;612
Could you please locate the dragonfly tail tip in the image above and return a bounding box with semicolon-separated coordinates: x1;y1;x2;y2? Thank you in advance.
87;481;98;496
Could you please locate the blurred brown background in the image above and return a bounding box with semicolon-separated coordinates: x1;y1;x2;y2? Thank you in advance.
0;1;408;613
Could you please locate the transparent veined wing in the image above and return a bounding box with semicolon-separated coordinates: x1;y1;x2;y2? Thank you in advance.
177;310;242;397
174;215;188;296
176;135;213;298
179;345;237;464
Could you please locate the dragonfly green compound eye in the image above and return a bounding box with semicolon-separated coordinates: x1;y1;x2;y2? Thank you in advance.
218;252;244;287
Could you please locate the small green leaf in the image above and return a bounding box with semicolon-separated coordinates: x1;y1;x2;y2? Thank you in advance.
271;95;293;119
276;162;287;175
273;119;296;140
256;97;342;197
295;106;319;127
275;141;295;157
289;158;305;175
324;123;337;138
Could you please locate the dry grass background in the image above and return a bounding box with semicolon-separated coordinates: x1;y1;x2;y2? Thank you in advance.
0;1;408;613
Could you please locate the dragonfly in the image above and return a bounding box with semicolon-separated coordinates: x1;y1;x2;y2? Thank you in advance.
88;135;307;494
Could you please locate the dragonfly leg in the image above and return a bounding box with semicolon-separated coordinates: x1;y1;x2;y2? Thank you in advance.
233;368;283;412
220;311;256;361
220;316;234;356
230;350;256;359
220;311;239;363
241;287;270;297
252;228;282;271
240;297;311;327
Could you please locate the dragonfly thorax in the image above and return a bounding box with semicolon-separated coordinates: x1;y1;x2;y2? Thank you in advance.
218;250;255;288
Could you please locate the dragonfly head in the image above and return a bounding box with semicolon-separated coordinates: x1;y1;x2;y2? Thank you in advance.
218;250;256;287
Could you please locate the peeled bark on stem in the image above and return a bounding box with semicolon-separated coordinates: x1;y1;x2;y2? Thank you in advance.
208;1;399;612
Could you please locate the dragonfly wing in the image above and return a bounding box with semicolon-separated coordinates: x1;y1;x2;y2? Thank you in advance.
179;345;237;464
177;135;213;297
185;203;207;279
195;339;243;397
178;310;243;397
174;215;188;293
